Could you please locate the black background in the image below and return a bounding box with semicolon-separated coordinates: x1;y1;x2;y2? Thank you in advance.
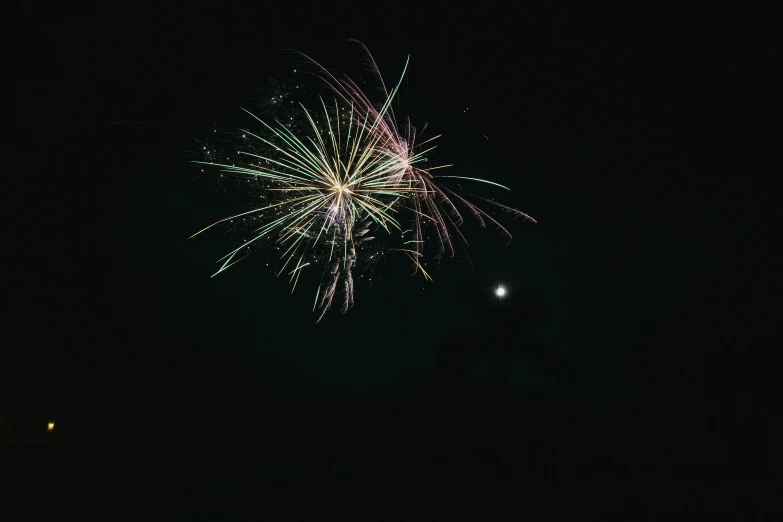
9;2;783;516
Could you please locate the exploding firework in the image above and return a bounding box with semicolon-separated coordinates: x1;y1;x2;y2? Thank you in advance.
298;42;536;263
191;43;534;320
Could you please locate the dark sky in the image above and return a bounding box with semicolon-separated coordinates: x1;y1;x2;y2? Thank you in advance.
10;4;782;423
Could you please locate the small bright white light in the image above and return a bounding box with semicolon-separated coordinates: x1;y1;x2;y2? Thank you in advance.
495;286;507;298
47;421;55;432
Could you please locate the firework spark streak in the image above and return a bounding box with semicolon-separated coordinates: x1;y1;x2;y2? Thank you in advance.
191;43;534;320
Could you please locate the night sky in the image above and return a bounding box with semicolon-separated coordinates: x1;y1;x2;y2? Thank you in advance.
9;3;782;484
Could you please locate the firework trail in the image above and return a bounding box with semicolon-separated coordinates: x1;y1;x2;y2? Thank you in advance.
191;42;534;320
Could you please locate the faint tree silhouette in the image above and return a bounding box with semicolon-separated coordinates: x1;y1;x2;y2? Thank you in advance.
438;282;569;392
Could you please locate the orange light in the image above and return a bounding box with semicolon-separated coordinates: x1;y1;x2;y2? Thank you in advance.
47;421;55;432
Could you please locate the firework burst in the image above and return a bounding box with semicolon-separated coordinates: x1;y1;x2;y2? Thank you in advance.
191;43;534;320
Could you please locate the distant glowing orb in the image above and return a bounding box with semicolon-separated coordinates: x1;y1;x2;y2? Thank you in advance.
47;421;55;432
495;286;507;298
